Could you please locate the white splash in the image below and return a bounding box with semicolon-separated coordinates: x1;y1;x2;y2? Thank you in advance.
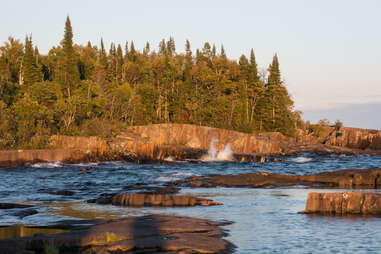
31;161;63;168
290;157;313;163
164;156;175;162
201;139;234;162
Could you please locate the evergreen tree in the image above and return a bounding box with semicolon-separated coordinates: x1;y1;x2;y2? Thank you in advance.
116;44;124;81
129;41;137;62
100;38;108;69
220;45;227;59
22;35;39;85
62;16;79;97
257;54;295;134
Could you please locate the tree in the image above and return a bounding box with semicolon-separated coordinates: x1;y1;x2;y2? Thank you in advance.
62;16;79;97
257;54;295;135
22;35;39;85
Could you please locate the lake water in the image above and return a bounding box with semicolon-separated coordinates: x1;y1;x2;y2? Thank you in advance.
1;153;381;253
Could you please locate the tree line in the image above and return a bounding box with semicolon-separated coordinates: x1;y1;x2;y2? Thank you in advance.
0;17;303;149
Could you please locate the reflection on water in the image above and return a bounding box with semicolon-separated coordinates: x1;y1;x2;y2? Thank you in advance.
0;225;67;239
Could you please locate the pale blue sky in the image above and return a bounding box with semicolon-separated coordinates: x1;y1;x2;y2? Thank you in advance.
2;0;381;129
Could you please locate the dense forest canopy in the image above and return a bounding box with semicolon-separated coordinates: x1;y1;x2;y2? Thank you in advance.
0;17;303;149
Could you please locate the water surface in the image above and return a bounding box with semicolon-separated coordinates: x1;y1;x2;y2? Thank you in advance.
1;153;381;253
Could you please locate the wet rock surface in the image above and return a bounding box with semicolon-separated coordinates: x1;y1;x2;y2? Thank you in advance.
0;215;234;254
300;192;381;215
88;186;222;207
174;168;381;189
0;204;34;210
49;190;76;196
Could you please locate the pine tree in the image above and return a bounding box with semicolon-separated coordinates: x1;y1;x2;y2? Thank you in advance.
22;35;39;85
257;54;294;134
129;41;137;62
100;38;108;69
249;49;259;82
143;42;150;55
62;16;79;97
220;45;226;59
116;44;124;81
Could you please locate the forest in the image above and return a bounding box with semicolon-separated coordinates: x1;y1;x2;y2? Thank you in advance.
0;17;304;149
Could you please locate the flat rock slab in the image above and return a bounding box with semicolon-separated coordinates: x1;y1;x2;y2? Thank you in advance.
0;215;234;254
89;192;222;207
174;168;381;189
300;192;381;215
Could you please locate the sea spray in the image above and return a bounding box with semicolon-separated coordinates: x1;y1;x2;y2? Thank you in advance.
201;139;234;161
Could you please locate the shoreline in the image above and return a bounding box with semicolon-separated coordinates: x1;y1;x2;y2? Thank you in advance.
1;123;381;168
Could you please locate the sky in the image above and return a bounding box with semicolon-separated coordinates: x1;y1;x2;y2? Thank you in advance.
1;0;381;129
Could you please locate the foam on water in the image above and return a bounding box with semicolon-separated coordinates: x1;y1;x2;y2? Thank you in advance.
289;157;313;163
31;161;63;168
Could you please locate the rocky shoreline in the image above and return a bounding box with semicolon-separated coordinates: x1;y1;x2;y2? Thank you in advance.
1;124;381;168
0;215;235;254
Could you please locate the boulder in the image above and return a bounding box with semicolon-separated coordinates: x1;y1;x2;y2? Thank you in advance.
300;192;381;215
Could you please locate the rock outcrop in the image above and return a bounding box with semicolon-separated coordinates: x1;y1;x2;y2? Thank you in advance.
300;192;381;215
88;190;222;207
174;168;381;189
1;124;380;167
0;215;234;254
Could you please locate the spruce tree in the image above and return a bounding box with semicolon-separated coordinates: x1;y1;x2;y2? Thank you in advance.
100;38;108;69
62;16;79;97
220;45;226;59
22;35;39;85
129;41;136;62
249;49;259;82
258;54;294;134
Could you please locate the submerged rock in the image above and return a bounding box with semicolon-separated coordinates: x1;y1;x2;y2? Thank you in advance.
0;215;235;254
49;190;75;196
0;204;34;210
300;192;381;215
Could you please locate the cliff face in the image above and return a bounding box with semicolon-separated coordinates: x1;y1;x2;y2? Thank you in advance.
323;127;381;150
1;124;380;167
0;149;74;167
125;124;286;155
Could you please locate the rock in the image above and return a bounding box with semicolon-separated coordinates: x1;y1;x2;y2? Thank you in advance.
174;168;381;189
49;190;75;196
0;203;34;209
80;167;96;171
11;209;38;219
300;192;381;215
111;193;222;207
0;215;235;254
122;185;181;194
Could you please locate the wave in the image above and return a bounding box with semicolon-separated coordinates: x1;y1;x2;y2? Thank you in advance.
31;161;64;168
289;157;313;163
156;172;195;182
71;162;99;167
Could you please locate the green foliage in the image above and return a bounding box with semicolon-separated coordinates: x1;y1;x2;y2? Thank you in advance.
0;17;304;149
22;36;39;85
